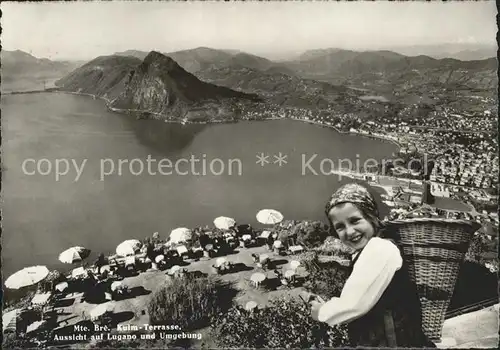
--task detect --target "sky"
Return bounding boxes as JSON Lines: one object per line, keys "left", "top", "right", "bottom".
{"left": 1, "top": 1, "right": 497, "bottom": 61}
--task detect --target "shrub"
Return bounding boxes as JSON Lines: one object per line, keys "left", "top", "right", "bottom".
{"left": 272, "top": 220, "right": 299, "bottom": 241}
{"left": 303, "top": 259, "right": 351, "bottom": 299}
{"left": 147, "top": 276, "right": 237, "bottom": 330}
{"left": 2, "top": 333, "right": 39, "bottom": 349}
{"left": 210, "top": 297, "right": 349, "bottom": 348}
{"left": 293, "top": 221, "right": 330, "bottom": 248}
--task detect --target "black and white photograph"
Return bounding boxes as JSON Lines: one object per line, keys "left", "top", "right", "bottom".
{"left": 1, "top": 1, "right": 498, "bottom": 348}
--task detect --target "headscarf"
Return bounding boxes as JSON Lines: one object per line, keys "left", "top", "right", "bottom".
{"left": 325, "top": 183, "right": 382, "bottom": 235}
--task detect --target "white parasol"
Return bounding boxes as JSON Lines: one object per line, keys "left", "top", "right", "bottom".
{"left": 245, "top": 300, "right": 258, "bottom": 311}
{"left": 26, "top": 320, "right": 45, "bottom": 334}
{"left": 5, "top": 266, "right": 50, "bottom": 289}
{"left": 58, "top": 246, "right": 91, "bottom": 264}
{"left": 3, "top": 309, "right": 20, "bottom": 332}
{"left": 155, "top": 255, "right": 165, "bottom": 263}
{"left": 284, "top": 270, "right": 295, "bottom": 278}
{"left": 256, "top": 209, "right": 284, "bottom": 224}
{"left": 214, "top": 216, "right": 236, "bottom": 230}
{"left": 250, "top": 272, "right": 267, "bottom": 283}
{"left": 90, "top": 302, "right": 114, "bottom": 320}
{"left": 290, "top": 260, "right": 300, "bottom": 270}
{"left": 169, "top": 228, "right": 192, "bottom": 244}
{"left": 116, "top": 239, "right": 141, "bottom": 256}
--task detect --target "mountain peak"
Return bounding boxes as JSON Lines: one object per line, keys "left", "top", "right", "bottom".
{"left": 142, "top": 51, "right": 180, "bottom": 70}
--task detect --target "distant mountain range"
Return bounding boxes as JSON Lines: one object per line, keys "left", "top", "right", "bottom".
{"left": 112, "top": 47, "right": 497, "bottom": 89}
{"left": 4, "top": 46, "right": 497, "bottom": 121}
{"left": 114, "top": 47, "right": 294, "bottom": 75}
{"left": 278, "top": 48, "right": 497, "bottom": 91}
{"left": 1, "top": 50, "right": 80, "bottom": 74}
{"left": 1, "top": 50, "right": 83, "bottom": 92}
{"left": 388, "top": 43, "right": 497, "bottom": 61}
{"left": 55, "top": 51, "right": 261, "bottom": 122}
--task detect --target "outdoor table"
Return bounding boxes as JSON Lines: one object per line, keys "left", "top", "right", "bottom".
{"left": 71, "top": 267, "right": 88, "bottom": 279}
{"left": 176, "top": 245, "right": 188, "bottom": 256}
{"left": 260, "top": 230, "right": 271, "bottom": 239}
{"left": 55, "top": 282, "right": 69, "bottom": 293}
{"left": 31, "top": 292, "right": 52, "bottom": 306}
{"left": 100, "top": 265, "right": 111, "bottom": 273}
{"left": 124, "top": 256, "right": 136, "bottom": 266}
{"left": 288, "top": 245, "right": 304, "bottom": 254}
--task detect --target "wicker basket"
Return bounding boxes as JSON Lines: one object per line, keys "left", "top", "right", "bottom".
{"left": 385, "top": 218, "right": 481, "bottom": 341}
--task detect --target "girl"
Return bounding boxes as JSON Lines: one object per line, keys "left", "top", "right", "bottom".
{"left": 310, "top": 183, "right": 435, "bottom": 348}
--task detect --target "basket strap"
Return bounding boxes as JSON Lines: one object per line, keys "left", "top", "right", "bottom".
{"left": 384, "top": 310, "right": 398, "bottom": 347}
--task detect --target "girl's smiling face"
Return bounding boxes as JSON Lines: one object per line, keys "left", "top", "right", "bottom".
{"left": 328, "top": 202, "right": 376, "bottom": 251}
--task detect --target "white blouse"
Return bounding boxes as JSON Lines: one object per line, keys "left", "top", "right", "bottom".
{"left": 317, "top": 237, "right": 403, "bottom": 326}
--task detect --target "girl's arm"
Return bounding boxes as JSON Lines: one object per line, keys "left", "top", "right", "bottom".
{"left": 317, "top": 237, "right": 402, "bottom": 326}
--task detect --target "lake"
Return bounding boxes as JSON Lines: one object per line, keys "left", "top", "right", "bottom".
{"left": 2, "top": 93, "right": 397, "bottom": 278}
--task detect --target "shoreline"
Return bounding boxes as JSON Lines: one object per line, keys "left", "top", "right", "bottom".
{"left": 5, "top": 88, "right": 402, "bottom": 149}
{"left": 55, "top": 89, "right": 404, "bottom": 149}
{"left": 288, "top": 117, "right": 402, "bottom": 149}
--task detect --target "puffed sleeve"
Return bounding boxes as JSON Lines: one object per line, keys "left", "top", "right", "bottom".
{"left": 317, "top": 237, "right": 402, "bottom": 326}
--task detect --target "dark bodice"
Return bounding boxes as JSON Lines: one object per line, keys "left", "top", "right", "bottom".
{"left": 347, "top": 239, "right": 436, "bottom": 348}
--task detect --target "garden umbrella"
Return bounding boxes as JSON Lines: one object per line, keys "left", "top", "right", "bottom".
{"left": 2, "top": 309, "right": 20, "bottom": 332}
{"left": 284, "top": 270, "right": 295, "bottom": 279}
{"left": 214, "top": 216, "right": 236, "bottom": 230}
{"left": 116, "top": 239, "right": 141, "bottom": 256}
{"left": 5, "top": 266, "right": 49, "bottom": 289}
{"left": 155, "top": 255, "right": 165, "bottom": 263}
{"left": 290, "top": 260, "right": 300, "bottom": 270}
{"left": 169, "top": 228, "right": 192, "bottom": 244}
{"left": 245, "top": 301, "right": 258, "bottom": 311}
{"left": 26, "top": 320, "right": 45, "bottom": 334}
{"left": 90, "top": 302, "right": 114, "bottom": 321}
{"left": 250, "top": 272, "right": 266, "bottom": 283}
{"left": 59, "top": 246, "right": 91, "bottom": 264}
{"left": 273, "top": 240, "right": 283, "bottom": 249}
{"left": 256, "top": 209, "right": 284, "bottom": 225}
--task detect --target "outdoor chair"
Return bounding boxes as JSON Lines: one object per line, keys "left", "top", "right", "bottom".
{"left": 256, "top": 254, "right": 271, "bottom": 270}
{"left": 124, "top": 256, "right": 137, "bottom": 273}
{"left": 287, "top": 245, "right": 305, "bottom": 255}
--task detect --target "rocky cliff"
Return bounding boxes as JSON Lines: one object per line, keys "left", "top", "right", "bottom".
{"left": 56, "top": 51, "right": 261, "bottom": 122}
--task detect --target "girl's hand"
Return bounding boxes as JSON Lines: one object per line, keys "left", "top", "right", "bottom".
{"left": 310, "top": 298, "right": 325, "bottom": 321}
